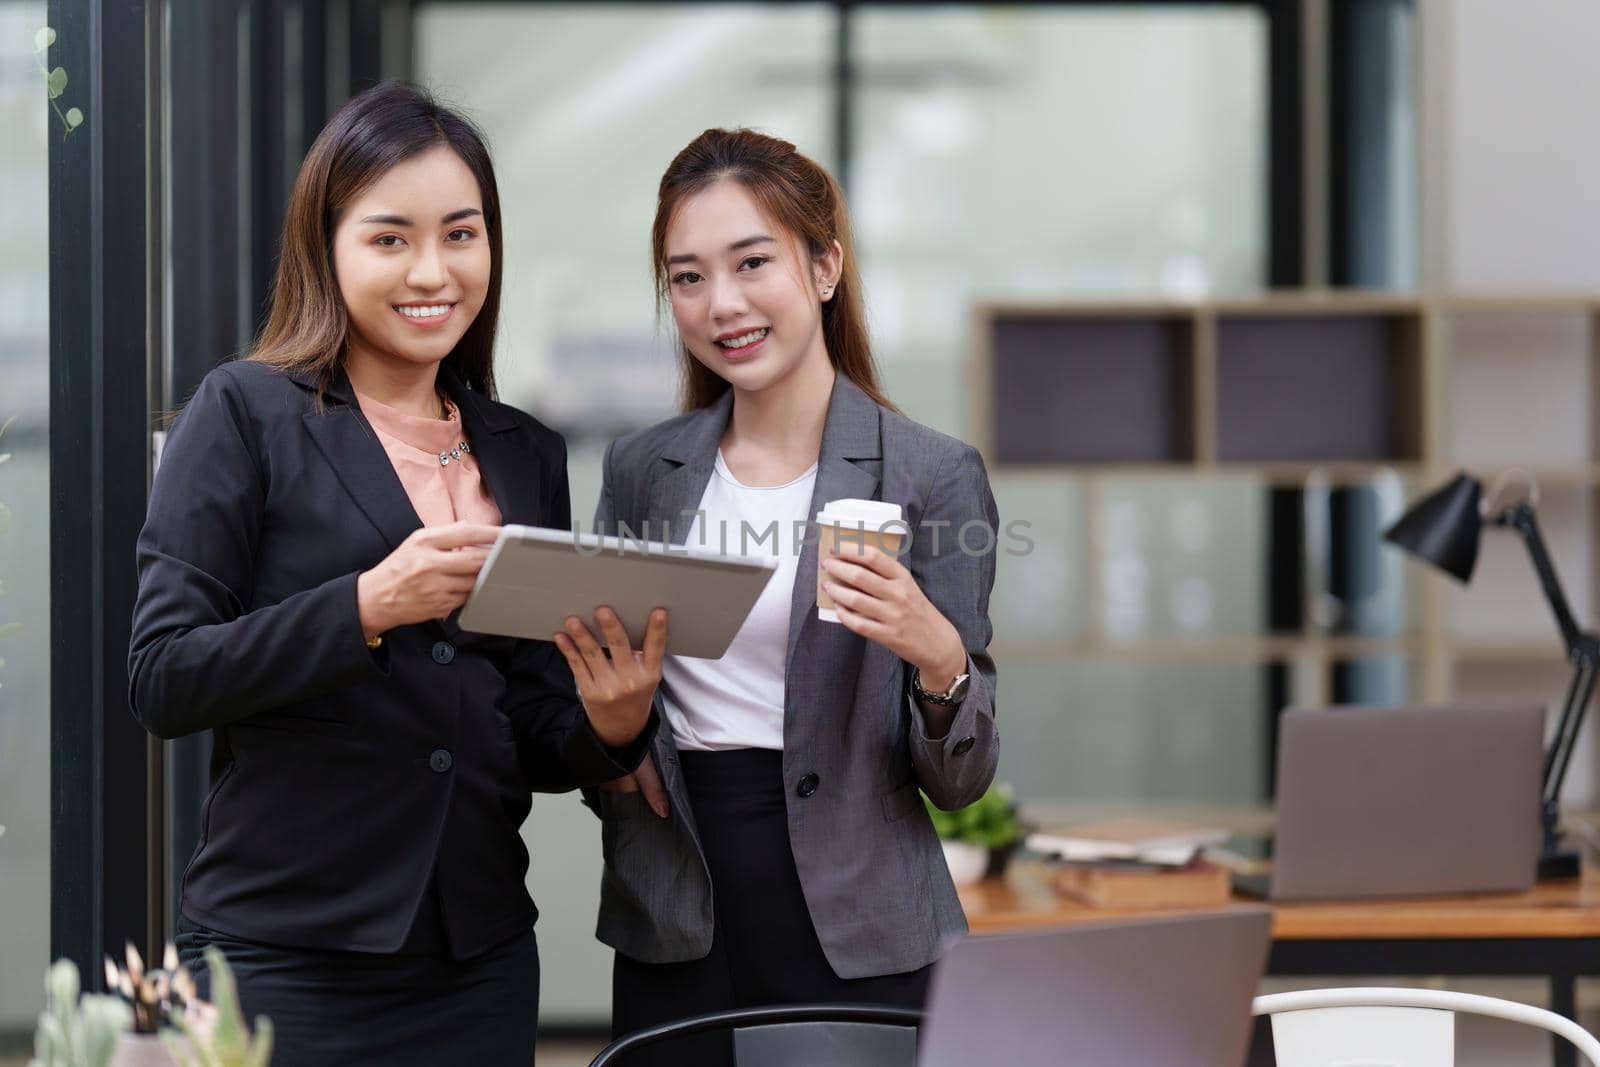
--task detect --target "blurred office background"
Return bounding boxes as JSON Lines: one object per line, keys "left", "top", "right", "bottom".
{"left": 4, "top": 0, "right": 1600, "bottom": 1059}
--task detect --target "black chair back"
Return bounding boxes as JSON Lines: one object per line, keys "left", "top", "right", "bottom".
{"left": 588, "top": 1004, "right": 923, "bottom": 1067}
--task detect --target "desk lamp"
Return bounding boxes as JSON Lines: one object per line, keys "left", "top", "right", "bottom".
{"left": 1384, "top": 471, "right": 1592, "bottom": 879}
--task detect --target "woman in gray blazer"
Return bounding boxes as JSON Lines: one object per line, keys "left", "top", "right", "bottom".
{"left": 556, "top": 127, "right": 999, "bottom": 1063}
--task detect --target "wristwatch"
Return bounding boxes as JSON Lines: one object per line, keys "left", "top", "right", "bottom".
{"left": 911, "top": 666, "right": 970, "bottom": 707}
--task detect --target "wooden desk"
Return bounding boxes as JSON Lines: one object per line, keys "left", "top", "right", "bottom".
{"left": 963, "top": 863, "right": 1600, "bottom": 1067}
{"left": 963, "top": 862, "right": 1600, "bottom": 939}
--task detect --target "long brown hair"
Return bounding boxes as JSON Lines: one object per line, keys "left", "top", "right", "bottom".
{"left": 249, "top": 81, "right": 502, "bottom": 398}
{"left": 652, "top": 128, "right": 897, "bottom": 414}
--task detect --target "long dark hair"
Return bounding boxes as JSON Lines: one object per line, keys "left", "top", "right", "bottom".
{"left": 652, "top": 128, "right": 897, "bottom": 414}
{"left": 249, "top": 81, "right": 502, "bottom": 398}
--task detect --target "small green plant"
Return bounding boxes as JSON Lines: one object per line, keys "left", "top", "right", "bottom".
{"left": 923, "top": 783, "right": 1023, "bottom": 849}
{"left": 33, "top": 28, "right": 85, "bottom": 139}
{"left": 99, "top": 942, "right": 273, "bottom": 1067}
{"left": 29, "top": 959, "right": 132, "bottom": 1067}
{"left": 165, "top": 947, "right": 274, "bottom": 1067}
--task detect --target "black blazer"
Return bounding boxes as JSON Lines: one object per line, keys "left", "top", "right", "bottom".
{"left": 129, "top": 359, "right": 649, "bottom": 957}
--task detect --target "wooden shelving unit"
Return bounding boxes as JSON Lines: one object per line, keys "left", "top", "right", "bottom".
{"left": 972, "top": 293, "right": 1600, "bottom": 802}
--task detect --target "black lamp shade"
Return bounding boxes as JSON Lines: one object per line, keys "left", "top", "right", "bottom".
{"left": 1383, "top": 473, "right": 1484, "bottom": 583}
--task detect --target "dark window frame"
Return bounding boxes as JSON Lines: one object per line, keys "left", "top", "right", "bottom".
{"left": 49, "top": 0, "right": 161, "bottom": 982}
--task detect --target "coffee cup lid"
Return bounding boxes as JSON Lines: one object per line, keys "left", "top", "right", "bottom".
{"left": 815, "top": 498, "right": 904, "bottom": 527}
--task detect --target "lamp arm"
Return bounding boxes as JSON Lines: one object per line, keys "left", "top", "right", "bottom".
{"left": 1503, "top": 503, "right": 1586, "bottom": 654}
{"left": 1504, "top": 502, "right": 1600, "bottom": 817}
{"left": 1547, "top": 654, "right": 1598, "bottom": 808}
{"left": 1544, "top": 653, "right": 1595, "bottom": 808}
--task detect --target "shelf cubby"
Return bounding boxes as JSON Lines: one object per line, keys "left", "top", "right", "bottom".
{"left": 974, "top": 293, "right": 1600, "bottom": 803}
{"left": 1213, "top": 308, "right": 1424, "bottom": 464}
{"left": 985, "top": 310, "right": 1198, "bottom": 464}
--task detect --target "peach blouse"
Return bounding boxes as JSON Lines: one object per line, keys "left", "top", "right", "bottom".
{"left": 354, "top": 389, "right": 502, "bottom": 528}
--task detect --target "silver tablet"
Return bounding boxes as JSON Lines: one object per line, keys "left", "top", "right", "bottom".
{"left": 458, "top": 525, "right": 779, "bottom": 660}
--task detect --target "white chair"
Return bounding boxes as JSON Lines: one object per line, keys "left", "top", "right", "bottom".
{"left": 1252, "top": 987, "right": 1600, "bottom": 1066}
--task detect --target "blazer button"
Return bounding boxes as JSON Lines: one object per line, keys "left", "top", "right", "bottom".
{"left": 796, "top": 773, "right": 820, "bottom": 798}
{"left": 429, "top": 749, "right": 453, "bottom": 773}
{"left": 952, "top": 736, "right": 976, "bottom": 757}
{"left": 431, "top": 641, "right": 456, "bottom": 665}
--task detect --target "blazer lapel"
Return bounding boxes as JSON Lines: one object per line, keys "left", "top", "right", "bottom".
{"left": 646, "top": 390, "right": 733, "bottom": 545}
{"left": 638, "top": 376, "right": 883, "bottom": 708}
{"left": 785, "top": 376, "right": 882, "bottom": 670}
{"left": 297, "top": 367, "right": 422, "bottom": 552}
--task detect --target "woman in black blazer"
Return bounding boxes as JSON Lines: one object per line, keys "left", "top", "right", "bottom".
{"left": 128, "top": 83, "right": 662, "bottom": 1065}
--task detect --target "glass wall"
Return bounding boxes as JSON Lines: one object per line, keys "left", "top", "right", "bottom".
{"left": 417, "top": 4, "right": 1276, "bottom": 1025}
{"left": 416, "top": 1, "right": 838, "bottom": 1023}
{"left": 418, "top": 2, "right": 836, "bottom": 507}
{"left": 0, "top": 0, "right": 52, "bottom": 1042}
{"left": 418, "top": 4, "right": 1275, "bottom": 820}
{"left": 856, "top": 5, "right": 1268, "bottom": 435}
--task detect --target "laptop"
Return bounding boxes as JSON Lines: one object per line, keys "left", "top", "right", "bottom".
{"left": 1235, "top": 702, "right": 1545, "bottom": 901}
{"left": 918, "top": 909, "right": 1272, "bottom": 1067}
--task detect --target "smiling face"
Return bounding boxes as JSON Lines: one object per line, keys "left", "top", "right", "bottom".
{"left": 331, "top": 144, "right": 491, "bottom": 376}
{"left": 664, "top": 178, "right": 841, "bottom": 396}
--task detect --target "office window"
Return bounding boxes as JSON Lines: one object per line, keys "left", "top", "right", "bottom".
{"left": 0, "top": 0, "right": 53, "bottom": 1034}
{"left": 416, "top": 3, "right": 835, "bottom": 512}
{"left": 855, "top": 5, "right": 1268, "bottom": 435}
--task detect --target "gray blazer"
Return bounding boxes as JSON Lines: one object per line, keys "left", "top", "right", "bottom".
{"left": 586, "top": 375, "right": 999, "bottom": 980}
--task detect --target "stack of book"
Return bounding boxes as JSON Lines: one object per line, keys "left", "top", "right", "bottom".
{"left": 1027, "top": 819, "right": 1234, "bottom": 909}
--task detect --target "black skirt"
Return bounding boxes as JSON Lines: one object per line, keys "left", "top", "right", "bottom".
{"left": 175, "top": 895, "right": 539, "bottom": 1067}
{"left": 612, "top": 748, "right": 930, "bottom": 1065}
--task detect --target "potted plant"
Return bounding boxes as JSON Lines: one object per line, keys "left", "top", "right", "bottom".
{"left": 923, "top": 783, "right": 1025, "bottom": 887}
{"left": 34, "top": 945, "right": 271, "bottom": 1067}
{"left": 163, "top": 947, "right": 274, "bottom": 1067}
{"left": 101, "top": 943, "right": 190, "bottom": 1066}
{"left": 29, "top": 958, "right": 131, "bottom": 1067}
{"left": 103, "top": 943, "right": 272, "bottom": 1067}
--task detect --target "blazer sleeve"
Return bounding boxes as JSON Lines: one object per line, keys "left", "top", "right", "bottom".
{"left": 507, "top": 434, "right": 655, "bottom": 792}
{"left": 907, "top": 441, "right": 1001, "bottom": 811}
{"left": 127, "top": 368, "right": 387, "bottom": 740}
{"left": 592, "top": 438, "right": 620, "bottom": 536}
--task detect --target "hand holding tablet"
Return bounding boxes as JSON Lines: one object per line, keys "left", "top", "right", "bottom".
{"left": 458, "top": 525, "right": 778, "bottom": 660}
{"left": 551, "top": 605, "right": 666, "bottom": 751}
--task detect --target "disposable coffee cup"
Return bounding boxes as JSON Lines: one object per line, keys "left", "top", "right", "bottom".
{"left": 815, "top": 498, "right": 906, "bottom": 623}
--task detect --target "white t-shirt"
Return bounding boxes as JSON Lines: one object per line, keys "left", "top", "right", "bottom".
{"left": 658, "top": 450, "right": 817, "bottom": 752}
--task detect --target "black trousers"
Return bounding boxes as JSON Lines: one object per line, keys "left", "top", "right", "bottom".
{"left": 612, "top": 749, "right": 930, "bottom": 1066}
{"left": 175, "top": 895, "right": 539, "bottom": 1067}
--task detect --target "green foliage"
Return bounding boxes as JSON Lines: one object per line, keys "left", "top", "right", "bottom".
{"left": 166, "top": 948, "right": 274, "bottom": 1067}
{"left": 32, "top": 27, "right": 85, "bottom": 139}
{"left": 29, "top": 959, "right": 133, "bottom": 1067}
{"left": 922, "top": 783, "right": 1022, "bottom": 848}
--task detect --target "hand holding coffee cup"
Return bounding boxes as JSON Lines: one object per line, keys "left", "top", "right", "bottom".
{"left": 816, "top": 499, "right": 907, "bottom": 622}
{"left": 816, "top": 498, "right": 967, "bottom": 691}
